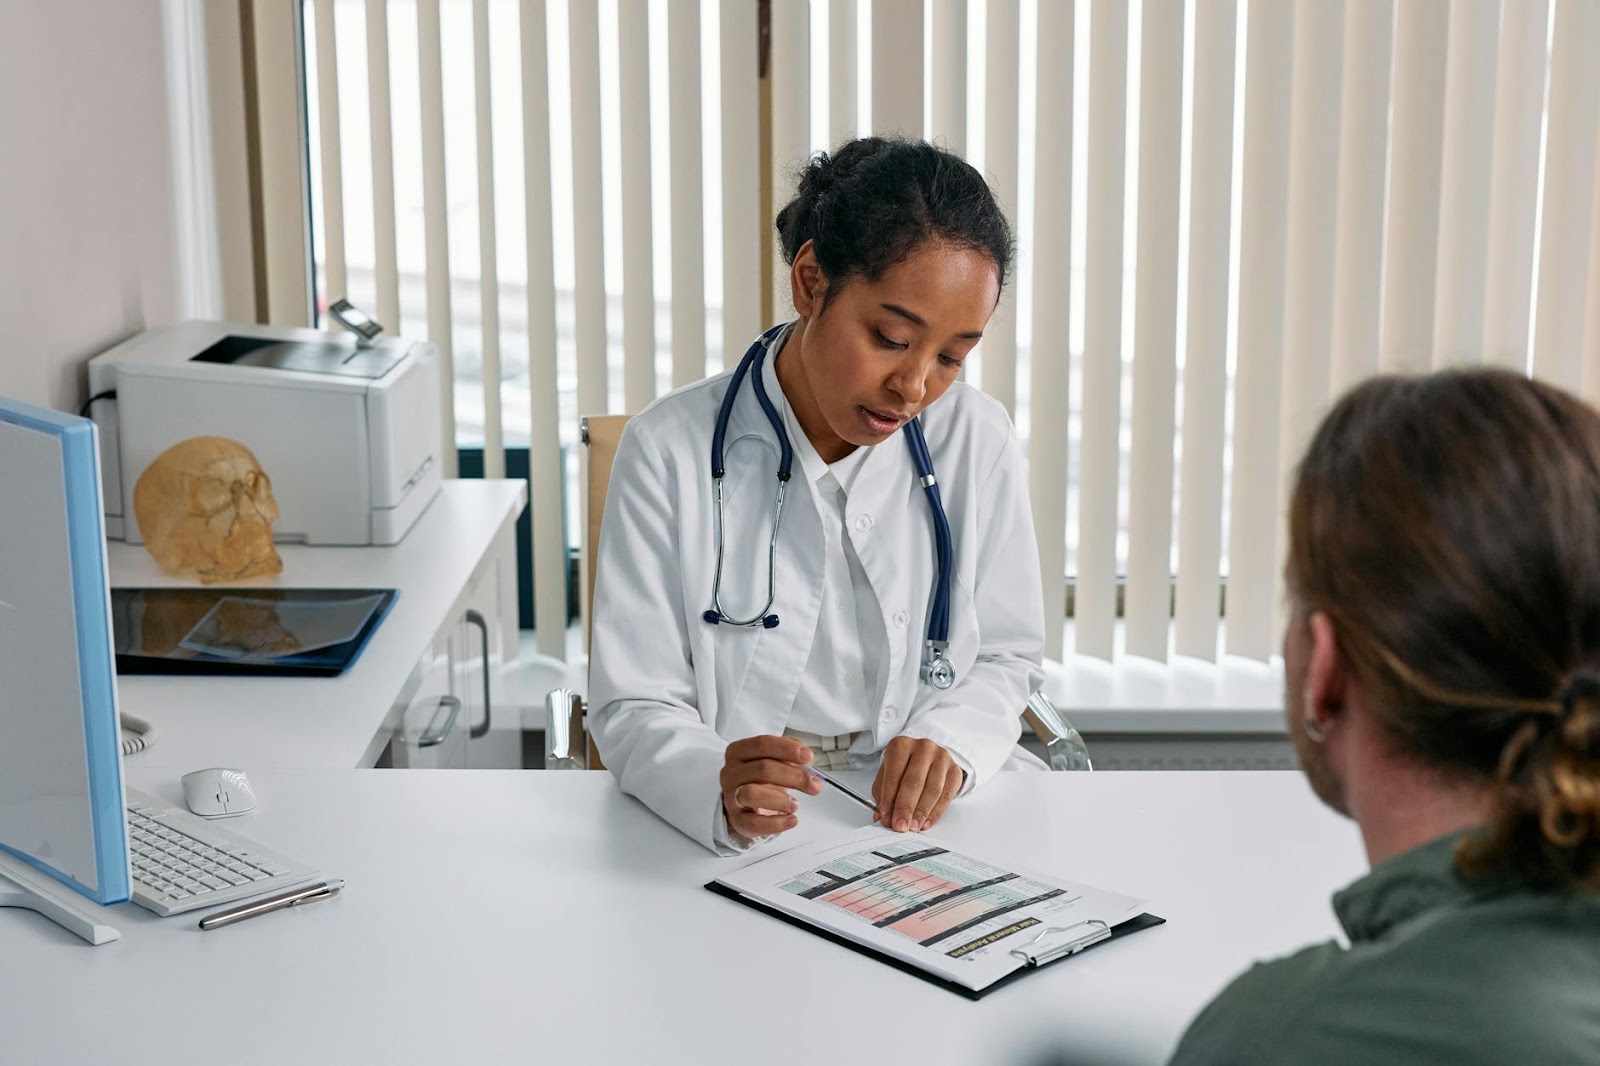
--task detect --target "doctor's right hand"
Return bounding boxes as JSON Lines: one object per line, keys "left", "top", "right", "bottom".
{"left": 720, "top": 735, "right": 823, "bottom": 839}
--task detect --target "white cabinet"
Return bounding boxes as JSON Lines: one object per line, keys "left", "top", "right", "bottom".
{"left": 386, "top": 488, "right": 523, "bottom": 769}
{"left": 109, "top": 480, "right": 529, "bottom": 773}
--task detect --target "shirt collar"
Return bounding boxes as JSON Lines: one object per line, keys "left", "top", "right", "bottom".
{"left": 1332, "top": 829, "right": 1518, "bottom": 942}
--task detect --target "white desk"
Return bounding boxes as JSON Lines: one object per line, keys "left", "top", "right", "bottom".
{"left": 107, "top": 479, "right": 526, "bottom": 771}
{"left": 2, "top": 770, "right": 1365, "bottom": 1065}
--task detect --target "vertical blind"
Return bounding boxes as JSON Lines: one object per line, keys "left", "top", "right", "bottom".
{"left": 298, "top": 0, "right": 1600, "bottom": 667}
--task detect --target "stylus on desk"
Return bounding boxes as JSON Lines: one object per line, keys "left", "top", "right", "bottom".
{"left": 804, "top": 765, "right": 878, "bottom": 814}
{"left": 198, "top": 878, "right": 345, "bottom": 930}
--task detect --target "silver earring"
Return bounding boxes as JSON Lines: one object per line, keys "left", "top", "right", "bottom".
{"left": 1303, "top": 708, "right": 1330, "bottom": 744}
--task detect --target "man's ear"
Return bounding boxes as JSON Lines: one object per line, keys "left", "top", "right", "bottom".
{"left": 789, "top": 240, "right": 829, "bottom": 317}
{"left": 1305, "top": 611, "right": 1349, "bottom": 729}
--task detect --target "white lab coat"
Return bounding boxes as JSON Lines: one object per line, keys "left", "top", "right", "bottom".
{"left": 588, "top": 334, "right": 1046, "bottom": 853}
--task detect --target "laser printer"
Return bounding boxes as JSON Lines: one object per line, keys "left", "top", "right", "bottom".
{"left": 87, "top": 319, "right": 442, "bottom": 546}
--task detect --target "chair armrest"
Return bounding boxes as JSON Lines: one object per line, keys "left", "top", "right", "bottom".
{"left": 544, "top": 688, "right": 587, "bottom": 770}
{"left": 1023, "top": 692, "right": 1094, "bottom": 772}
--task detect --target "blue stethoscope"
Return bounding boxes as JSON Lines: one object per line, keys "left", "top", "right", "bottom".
{"left": 702, "top": 323, "right": 957, "bottom": 691}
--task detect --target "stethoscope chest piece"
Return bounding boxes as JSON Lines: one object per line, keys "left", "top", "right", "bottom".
{"left": 923, "top": 643, "right": 956, "bottom": 690}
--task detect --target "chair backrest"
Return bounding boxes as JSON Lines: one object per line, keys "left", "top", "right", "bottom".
{"left": 578, "top": 414, "right": 631, "bottom": 770}
{"left": 581, "top": 414, "right": 631, "bottom": 653}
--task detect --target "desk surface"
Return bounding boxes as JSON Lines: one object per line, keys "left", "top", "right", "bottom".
{"left": 3, "top": 770, "right": 1365, "bottom": 1065}
{"left": 107, "top": 480, "right": 524, "bottom": 770}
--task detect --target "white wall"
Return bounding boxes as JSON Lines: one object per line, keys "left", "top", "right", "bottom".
{"left": 0, "top": 0, "right": 180, "bottom": 412}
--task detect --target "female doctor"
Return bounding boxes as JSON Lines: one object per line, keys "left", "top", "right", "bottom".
{"left": 588, "top": 137, "right": 1046, "bottom": 854}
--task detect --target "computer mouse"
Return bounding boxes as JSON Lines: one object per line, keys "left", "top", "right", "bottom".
{"left": 180, "top": 768, "right": 258, "bottom": 818}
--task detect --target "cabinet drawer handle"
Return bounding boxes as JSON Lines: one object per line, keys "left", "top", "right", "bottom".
{"left": 417, "top": 695, "right": 462, "bottom": 748}
{"left": 464, "top": 609, "right": 492, "bottom": 739}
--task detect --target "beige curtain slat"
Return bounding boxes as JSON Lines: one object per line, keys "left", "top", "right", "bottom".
{"left": 1222, "top": 0, "right": 1293, "bottom": 662}
{"left": 472, "top": 0, "right": 504, "bottom": 479}
{"left": 981, "top": 0, "right": 1020, "bottom": 416}
{"left": 1378, "top": 0, "right": 1449, "bottom": 373}
{"left": 312, "top": 0, "right": 346, "bottom": 313}
{"left": 1173, "top": 0, "right": 1238, "bottom": 662}
{"left": 620, "top": 0, "right": 657, "bottom": 411}
{"left": 1274, "top": 0, "right": 1347, "bottom": 646}
{"left": 872, "top": 0, "right": 923, "bottom": 138}
{"left": 722, "top": 0, "right": 762, "bottom": 365}
{"left": 1581, "top": 156, "right": 1600, "bottom": 403}
{"left": 417, "top": 0, "right": 457, "bottom": 476}
{"left": 1482, "top": 0, "right": 1550, "bottom": 371}
{"left": 1029, "top": 0, "right": 1074, "bottom": 663}
{"left": 770, "top": 0, "right": 810, "bottom": 323}
{"left": 251, "top": 0, "right": 311, "bottom": 325}
{"left": 929, "top": 0, "right": 967, "bottom": 154}
{"left": 1431, "top": 0, "right": 1499, "bottom": 366}
{"left": 364, "top": 0, "right": 400, "bottom": 331}
{"left": 670, "top": 0, "right": 707, "bottom": 387}
{"left": 1279, "top": 3, "right": 1347, "bottom": 461}
{"left": 570, "top": 0, "right": 604, "bottom": 648}
{"left": 1122, "top": 0, "right": 1185, "bottom": 661}
{"left": 1075, "top": 0, "right": 1129, "bottom": 661}
{"left": 570, "top": 0, "right": 608, "bottom": 418}
{"left": 830, "top": 0, "right": 858, "bottom": 144}
{"left": 1531, "top": 0, "right": 1600, "bottom": 391}
{"left": 521, "top": 0, "right": 567, "bottom": 660}
{"left": 1328, "top": 0, "right": 1394, "bottom": 396}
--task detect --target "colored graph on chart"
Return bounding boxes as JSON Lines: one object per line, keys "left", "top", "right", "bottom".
{"left": 783, "top": 843, "right": 1069, "bottom": 948}
{"left": 819, "top": 863, "right": 963, "bottom": 921}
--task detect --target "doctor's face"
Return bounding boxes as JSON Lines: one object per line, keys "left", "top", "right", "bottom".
{"left": 784, "top": 238, "right": 1000, "bottom": 462}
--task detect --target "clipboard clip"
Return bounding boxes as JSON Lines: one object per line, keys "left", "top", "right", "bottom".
{"left": 1009, "top": 919, "right": 1112, "bottom": 966}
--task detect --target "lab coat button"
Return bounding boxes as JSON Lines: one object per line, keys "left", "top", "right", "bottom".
{"left": 891, "top": 609, "right": 909, "bottom": 628}
{"left": 853, "top": 514, "right": 873, "bottom": 533}
{"left": 881, "top": 704, "right": 899, "bottom": 722}
{"left": 844, "top": 673, "right": 857, "bottom": 687}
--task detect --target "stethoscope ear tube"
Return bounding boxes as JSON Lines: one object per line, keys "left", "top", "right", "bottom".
{"left": 710, "top": 335, "right": 757, "bottom": 478}
{"left": 705, "top": 325, "right": 793, "bottom": 629}
{"left": 706, "top": 473, "right": 788, "bottom": 629}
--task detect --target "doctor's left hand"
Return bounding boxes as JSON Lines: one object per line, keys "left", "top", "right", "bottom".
{"left": 872, "top": 737, "right": 965, "bottom": 834}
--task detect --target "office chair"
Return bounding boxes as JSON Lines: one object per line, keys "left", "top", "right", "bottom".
{"left": 544, "top": 414, "right": 1092, "bottom": 773}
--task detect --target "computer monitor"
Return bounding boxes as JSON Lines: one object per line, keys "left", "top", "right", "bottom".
{"left": 0, "top": 396, "right": 131, "bottom": 944}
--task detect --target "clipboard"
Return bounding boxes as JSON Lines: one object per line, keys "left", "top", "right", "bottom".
{"left": 706, "top": 880, "right": 1166, "bottom": 1000}
{"left": 109, "top": 587, "right": 397, "bottom": 678}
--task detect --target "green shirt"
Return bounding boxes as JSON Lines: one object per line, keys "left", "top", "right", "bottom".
{"left": 1168, "top": 831, "right": 1600, "bottom": 1065}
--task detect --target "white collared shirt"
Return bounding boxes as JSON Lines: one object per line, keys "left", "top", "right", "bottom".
{"left": 774, "top": 361, "right": 884, "bottom": 738}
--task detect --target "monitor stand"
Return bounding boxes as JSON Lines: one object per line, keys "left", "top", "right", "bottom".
{"left": 0, "top": 849, "right": 121, "bottom": 945}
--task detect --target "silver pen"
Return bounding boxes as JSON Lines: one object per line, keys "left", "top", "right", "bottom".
{"left": 804, "top": 765, "right": 878, "bottom": 814}
{"left": 197, "top": 878, "right": 345, "bottom": 930}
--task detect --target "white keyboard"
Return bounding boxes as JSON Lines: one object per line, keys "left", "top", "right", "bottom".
{"left": 124, "top": 788, "right": 319, "bottom": 917}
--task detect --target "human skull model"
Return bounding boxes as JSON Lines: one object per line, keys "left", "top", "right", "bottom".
{"left": 133, "top": 437, "right": 283, "bottom": 583}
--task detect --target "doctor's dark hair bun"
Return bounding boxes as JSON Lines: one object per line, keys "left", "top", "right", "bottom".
{"left": 775, "top": 137, "right": 1014, "bottom": 306}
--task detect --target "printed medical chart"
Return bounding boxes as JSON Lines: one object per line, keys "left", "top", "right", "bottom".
{"left": 715, "top": 826, "right": 1146, "bottom": 992}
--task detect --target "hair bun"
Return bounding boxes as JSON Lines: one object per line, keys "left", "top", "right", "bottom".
{"left": 1556, "top": 670, "right": 1600, "bottom": 717}
{"left": 797, "top": 151, "right": 836, "bottom": 198}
